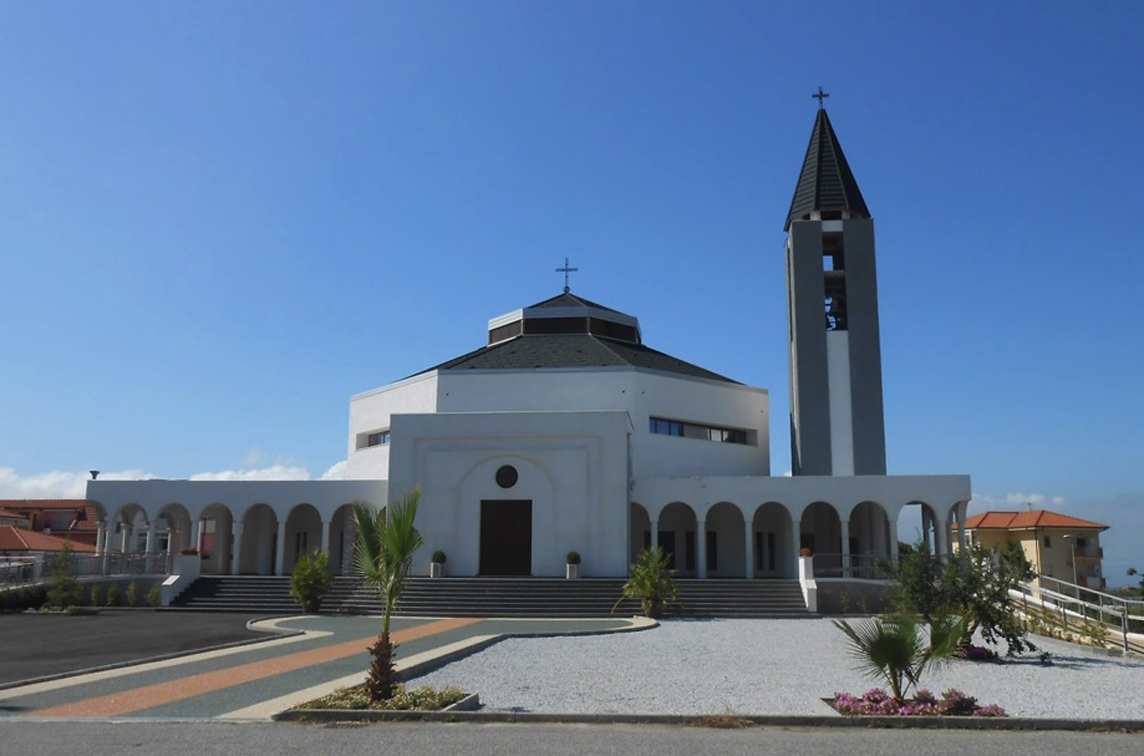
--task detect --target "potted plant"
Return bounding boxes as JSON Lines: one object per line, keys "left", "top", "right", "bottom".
{"left": 290, "top": 550, "right": 334, "bottom": 614}
{"left": 430, "top": 549, "right": 446, "bottom": 578}
{"left": 799, "top": 547, "right": 813, "bottom": 557}
{"left": 566, "top": 550, "right": 581, "bottom": 579}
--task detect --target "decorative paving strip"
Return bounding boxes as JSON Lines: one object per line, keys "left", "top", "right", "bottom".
{"left": 24, "top": 617, "right": 482, "bottom": 719}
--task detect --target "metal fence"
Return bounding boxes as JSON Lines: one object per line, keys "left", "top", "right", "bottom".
{"left": 810, "top": 553, "right": 897, "bottom": 580}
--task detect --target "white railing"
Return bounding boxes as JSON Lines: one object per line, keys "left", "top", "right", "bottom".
{"left": 0, "top": 557, "right": 37, "bottom": 584}
{"left": 1013, "top": 574, "right": 1144, "bottom": 655}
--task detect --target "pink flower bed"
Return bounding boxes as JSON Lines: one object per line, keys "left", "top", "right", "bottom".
{"left": 832, "top": 688, "right": 1007, "bottom": 717}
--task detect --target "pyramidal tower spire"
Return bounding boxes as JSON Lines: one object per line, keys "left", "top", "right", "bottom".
{"left": 785, "top": 96, "right": 886, "bottom": 476}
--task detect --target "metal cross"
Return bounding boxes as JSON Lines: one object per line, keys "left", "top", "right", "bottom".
{"left": 812, "top": 86, "right": 830, "bottom": 109}
{"left": 556, "top": 257, "right": 578, "bottom": 293}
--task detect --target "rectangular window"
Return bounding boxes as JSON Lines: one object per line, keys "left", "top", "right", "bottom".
{"left": 1042, "top": 535, "right": 1051, "bottom": 548}
{"left": 367, "top": 431, "right": 390, "bottom": 447}
{"left": 706, "top": 531, "right": 718, "bottom": 571}
{"left": 649, "top": 417, "right": 750, "bottom": 445}
{"left": 684, "top": 531, "right": 696, "bottom": 571}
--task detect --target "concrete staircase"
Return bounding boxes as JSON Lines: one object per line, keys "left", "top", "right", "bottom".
{"left": 168, "top": 575, "right": 809, "bottom": 618}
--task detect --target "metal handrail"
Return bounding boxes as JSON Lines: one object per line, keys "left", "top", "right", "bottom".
{"left": 1014, "top": 575, "right": 1144, "bottom": 654}
{"left": 810, "top": 553, "right": 897, "bottom": 580}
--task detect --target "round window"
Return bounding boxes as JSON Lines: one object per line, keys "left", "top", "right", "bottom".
{"left": 495, "top": 465, "right": 518, "bottom": 489}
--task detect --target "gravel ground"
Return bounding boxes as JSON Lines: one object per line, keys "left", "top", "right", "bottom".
{"left": 412, "top": 618, "right": 1144, "bottom": 719}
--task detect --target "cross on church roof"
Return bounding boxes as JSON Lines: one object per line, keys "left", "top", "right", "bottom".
{"left": 556, "top": 257, "right": 578, "bottom": 293}
{"left": 812, "top": 86, "right": 830, "bottom": 109}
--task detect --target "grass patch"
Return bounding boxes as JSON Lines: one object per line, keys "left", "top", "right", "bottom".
{"left": 298, "top": 684, "right": 467, "bottom": 711}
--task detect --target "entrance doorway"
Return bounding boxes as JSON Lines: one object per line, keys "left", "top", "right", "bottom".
{"left": 480, "top": 500, "right": 532, "bottom": 575}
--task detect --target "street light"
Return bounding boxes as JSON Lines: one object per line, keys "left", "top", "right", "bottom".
{"left": 1062, "top": 534, "right": 1079, "bottom": 598}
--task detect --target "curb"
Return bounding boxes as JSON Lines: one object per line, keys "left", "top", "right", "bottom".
{"left": 274, "top": 708, "right": 1144, "bottom": 731}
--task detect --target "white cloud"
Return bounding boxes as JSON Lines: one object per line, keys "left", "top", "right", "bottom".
{"left": 320, "top": 460, "right": 348, "bottom": 480}
{"left": 241, "top": 447, "right": 265, "bottom": 466}
{"left": 0, "top": 467, "right": 156, "bottom": 499}
{"left": 189, "top": 464, "right": 313, "bottom": 482}
{"left": 969, "top": 491, "right": 1068, "bottom": 512}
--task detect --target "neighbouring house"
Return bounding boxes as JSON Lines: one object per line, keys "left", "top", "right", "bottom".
{"left": 956, "top": 510, "right": 1110, "bottom": 590}
{"left": 0, "top": 500, "right": 101, "bottom": 549}
{"left": 0, "top": 525, "right": 97, "bottom": 556}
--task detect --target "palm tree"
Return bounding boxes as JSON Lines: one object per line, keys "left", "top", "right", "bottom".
{"left": 833, "top": 612, "right": 965, "bottom": 703}
{"left": 352, "top": 488, "right": 424, "bottom": 702}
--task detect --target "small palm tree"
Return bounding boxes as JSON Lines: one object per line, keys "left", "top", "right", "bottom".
{"left": 613, "top": 546, "right": 679, "bottom": 618}
{"left": 353, "top": 488, "right": 424, "bottom": 702}
{"left": 833, "top": 612, "right": 965, "bottom": 703}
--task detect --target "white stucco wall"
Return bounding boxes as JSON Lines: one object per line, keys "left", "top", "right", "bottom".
{"left": 387, "top": 410, "right": 632, "bottom": 577}
{"left": 347, "top": 372, "right": 439, "bottom": 479}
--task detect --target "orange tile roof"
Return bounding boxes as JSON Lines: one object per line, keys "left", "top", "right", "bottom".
{"left": 0, "top": 526, "right": 97, "bottom": 553}
{"left": 958, "top": 509, "right": 1108, "bottom": 531}
{"left": 0, "top": 499, "right": 92, "bottom": 510}
{"left": 0, "top": 507, "right": 24, "bottom": 520}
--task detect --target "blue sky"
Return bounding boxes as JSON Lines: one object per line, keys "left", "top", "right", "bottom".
{"left": 1, "top": 2, "right": 1141, "bottom": 583}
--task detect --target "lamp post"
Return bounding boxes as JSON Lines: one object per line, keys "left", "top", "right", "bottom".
{"left": 1062, "top": 534, "right": 1078, "bottom": 598}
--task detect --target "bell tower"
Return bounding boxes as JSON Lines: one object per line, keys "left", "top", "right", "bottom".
{"left": 786, "top": 98, "right": 886, "bottom": 476}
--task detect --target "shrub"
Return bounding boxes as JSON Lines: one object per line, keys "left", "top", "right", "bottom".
{"left": 430, "top": 550, "right": 446, "bottom": 564}
{"left": 833, "top": 612, "right": 964, "bottom": 702}
{"left": 45, "top": 544, "right": 82, "bottom": 609}
{"left": 614, "top": 546, "right": 678, "bottom": 618}
{"left": 301, "top": 684, "right": 466, "bottom": 711}
{"left": 125, "top": 581, "right": 139, "bottom": 607}
{"left": 89, "top": 585, "right": 103, "bottom": 608}
{"left": 106, "top": 585, "right": 122, "bottom": 607}
{"left": 290, "top": 550, "right": 334, "bottom": 614}
{"left": 146, "top": 583, "right": 162, "bottom": 607}
{"left": 566, "top": 551, "right": 581, "bottom": 565}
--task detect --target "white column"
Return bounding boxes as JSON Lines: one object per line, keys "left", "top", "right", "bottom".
{"left": 889, "top": 518, "right": 900, "bottom": 565}
{"left": 196, "top": 519, "right": 206, "bottom": 552}
{"left": 231, "top": 521, "right": 244, "bottom": 576}
{"left": 957, "top": 502, "right": 969, "bottom": 550}
{"left": 649, "top": 519, "right": 659, "bottom": 550}
{"left": 934, "top": 517, "right": 948, "bottom": 560}
{"left": 696, "top": 518, "right": 707, "bottom": 579}
{"left": 95, "top": 524, "right": 106, "bottom": 556}
{"left": 145, "top": 521, "right": 157, "bottom": 573}
{"left": 744, "top": 525, "right": 754, "bottom": 579}
{"left": 275, "top": 526, "right": 287, "bottom": 576}
{"left": 840, "top": 519, "right": 851, "bottom": 578}
{"left": 120, "top": 524, "right": 131, "bottom": 554}
{"left": 791, "top": 517, "right": 802, "bottom": 577}
{"left": 921, "top": 509, "right": 933, "bottom": 553}
{"left": 321, "top": 519, "right": 332, "bottom": 557}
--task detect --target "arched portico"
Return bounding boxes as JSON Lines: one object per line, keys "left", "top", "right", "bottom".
{"left": 751, "top": 502, "right": 794, "bottom": 578}
{"left": 284, "top": 503, "right": 322, "bottom": 574}
{"left": 704, "top": 502, "right": 745, "bottom": 578}
{"left": 238, "top": 503, "right": 278, "bottom": 575}
{"left": 328, "top": 502, "right": 356, "bottom": 575}
{"left": 847, "top": 500, "right": 890, "bottom": 577}
{"left": 655, "top": 502, "right": 698, "bottom": 576}
{"left": 197, "top": 503, "right": 234, "bottom": 575}
{"left": 155, "top": 503, "right": 193, "bottom": 572}
{"left": 800, "top": 501, "right": 842, "bottom": 576}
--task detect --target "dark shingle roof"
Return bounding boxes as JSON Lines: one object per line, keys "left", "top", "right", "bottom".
{"left": 785, "top": 109, "right": 870, "bottom": 230}
{"left": 414, "top": 334, "right": 740, "bottom": 384}
{"left": 526, "top": 291, "right": 621, "bottom": 313}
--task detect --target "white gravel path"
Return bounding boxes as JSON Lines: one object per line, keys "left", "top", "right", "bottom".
{"left": 412, "top": 618, "right": 1144, "bottom": 719}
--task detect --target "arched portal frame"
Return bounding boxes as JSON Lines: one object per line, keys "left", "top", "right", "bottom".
{"left": 701, "top": 502, "right": 746, "bottom": 578}
{"left": 798, "top": 501, "right": 843, "bottom": 577}
{"left": 328, "top": 502, "right": 357, "bottom": 575}
{"left": 750, "top": 502, "right": 795, "bottom": 578}
{"left": 197, "top": 503, "right": 235, "bottom": 575}
{"left": 844, "top": 500, "right": 891, "bottom": 578}
{"left": 652, "top": 501, "right": 699, "bottom": 577}
{"left": 283, "top": 503, "right": 323, "bottom": 575}
{"left": 154, "top": 503, "right": 193, "bottom": 572}
{"left": 237, "top": 503, "right": 279, "bottom": 576}
{"left": 107, "top": 503, "right": 150, "bottom": 554}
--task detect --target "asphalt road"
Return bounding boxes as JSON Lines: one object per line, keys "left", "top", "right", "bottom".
{"left": 0, "top": 722, "right": 1141, "bottom": 756}
{"left": 0, "top": 610, "right": 272, "bottom": 685}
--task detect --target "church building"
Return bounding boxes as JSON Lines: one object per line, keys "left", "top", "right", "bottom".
{"left": 85, "top": 104, "right": 972, "bottom": 586}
